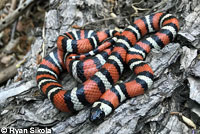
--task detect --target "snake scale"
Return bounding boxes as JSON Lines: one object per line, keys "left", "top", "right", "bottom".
{"left": 36, "top": 12, "right": 179, "bottom": 122}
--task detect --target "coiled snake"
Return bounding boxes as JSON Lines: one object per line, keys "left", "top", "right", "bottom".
{"left": 36, "top": 12, "right": 179, "bottom": 122}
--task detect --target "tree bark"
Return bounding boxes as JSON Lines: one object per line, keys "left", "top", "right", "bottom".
{"left": 1, "top": 0, "right": 200, "bottom": 134}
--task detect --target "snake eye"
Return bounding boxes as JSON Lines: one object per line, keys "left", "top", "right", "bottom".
{"left": 89, "top": 103, "right": 105, "bottom": 124}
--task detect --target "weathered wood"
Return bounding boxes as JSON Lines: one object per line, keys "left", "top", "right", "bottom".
{"left": 0, "top": 0, "right": 200, "bottom": 134}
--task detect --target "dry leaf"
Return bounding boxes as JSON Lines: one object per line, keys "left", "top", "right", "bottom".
{"left": 181, "top": 115, "right": 197, "bottom": 129}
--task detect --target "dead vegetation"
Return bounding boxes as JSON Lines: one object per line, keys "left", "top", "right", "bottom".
{"left": 0, "top": 0, "right": 200, "bottom": 134}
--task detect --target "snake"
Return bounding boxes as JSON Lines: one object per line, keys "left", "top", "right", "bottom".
{"left": 36, "top": 12, "right": 179, "bottom": 123}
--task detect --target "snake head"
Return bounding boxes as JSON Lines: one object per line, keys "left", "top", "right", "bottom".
{"left": 89, "top": 103, "right": 105, "bottom": 124}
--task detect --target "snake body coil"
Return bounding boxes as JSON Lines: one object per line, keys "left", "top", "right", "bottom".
{"left": 36, "top": 13, "right": 179, "bottom": 122}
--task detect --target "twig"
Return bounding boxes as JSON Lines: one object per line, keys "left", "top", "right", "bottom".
{"left": 16, "top": 57, "right": 27, "bottom": 68}
{"left": 0, "top": 0, "right": 36, "bottom": 31}
{"left": 42, "top": 18, "right": 46, "bottom": 59}
{"left": 0, "top": 0, "right": 7, "bottom": 10}
{"left": 10, "top": 0, "right": 17, "bottom": 12}
{"left": 81, "top": 16, "right": 129, "bottom": 29}
{"left": 10, "top": 21, "right": 18, "bottom": 40}
{"left": 145, "top": 0, "right": 168, "bottom": 14}
{"left": 4, "top": 37, "right": 21, "bottom": 53}
{"left": 170, "top": 112, "right": 197, "bottom": 129}
{"left": 10, "top": 0, "right": 26, "bottom": 40}
{"left": 131, "top": 1, "right": 149, "bottom": 16}
{"left": 0, "top": 61, "right": 18, "bottom": 84}
{"left": 10, "top": 0, "right": 18, "bottom": 40}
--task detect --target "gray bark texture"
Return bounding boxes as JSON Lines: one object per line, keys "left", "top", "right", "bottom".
{"left": 1, "top": 0, "right": 200, "bottom": 134}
